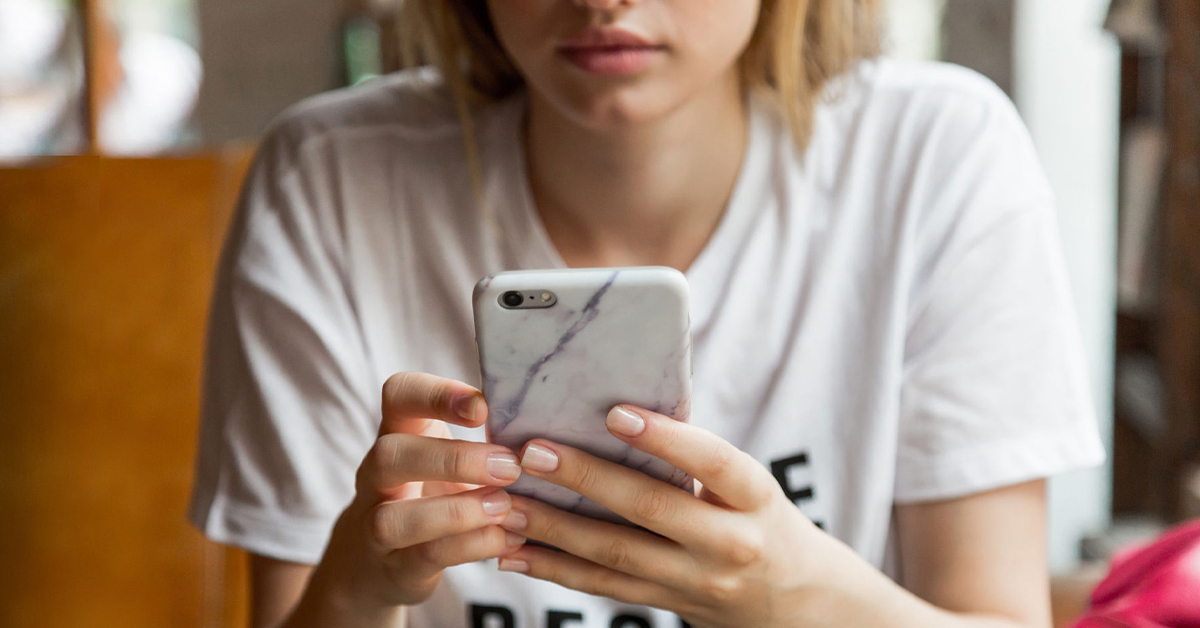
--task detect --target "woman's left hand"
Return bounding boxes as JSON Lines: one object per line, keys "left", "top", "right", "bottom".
{"left": 495, "top": 404, "right": 858, "bottom": 628}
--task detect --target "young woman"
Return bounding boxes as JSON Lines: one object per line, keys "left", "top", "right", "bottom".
{"left": 189, "top": 0, "right": 1105, "bottom": 627}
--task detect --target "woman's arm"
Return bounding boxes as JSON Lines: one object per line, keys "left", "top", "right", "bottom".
{"left": 248, "top": 485, "right": 1052, "bottom": 628}
{"left": 896, "top": 480, "right": 1051, "bottom": 627}
{"left": 499, "top": 405, "right": 1056, "bottom": 628}
{"left": 248, "top": 414, "right": 1053, "bottom": 628}
{"left": 782, "top": 481, "right": 1053, "bottom": 628}
{"left": 250, "top": 555, "right": 313, "bottom": 628}
{"left": 237, "top": 373, "right": 527, "bottom": 628}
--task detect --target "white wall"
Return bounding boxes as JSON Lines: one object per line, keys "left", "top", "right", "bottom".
{"left": 196, "top": 0, "right": 344, "bottom": 142}
{"left": 1013, "top": 0, "right": 1120, "bottom": 572}
{"left": 884, "top": 0, "right": 946, "bottom": 60}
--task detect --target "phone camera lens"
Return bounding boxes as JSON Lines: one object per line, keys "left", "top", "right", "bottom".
{"left": 502, "top": 291, "right": 524, "bottom": 308}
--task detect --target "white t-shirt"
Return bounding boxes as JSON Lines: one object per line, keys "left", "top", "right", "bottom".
{"left": 189, "top": 60, "right": 1105, "bottom": 628}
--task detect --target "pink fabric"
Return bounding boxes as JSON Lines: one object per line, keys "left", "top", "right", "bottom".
{"left": 1070, "top": 519, "right": 1200, "bottom": 628}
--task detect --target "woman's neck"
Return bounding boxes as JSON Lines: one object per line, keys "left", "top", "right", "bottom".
{"left": 524, "top": 70, "right": 748, "bottom": 272}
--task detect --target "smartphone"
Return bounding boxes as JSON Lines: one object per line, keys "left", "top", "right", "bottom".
{"left": 473, "top": 267, "right": 694, "bottom": 525}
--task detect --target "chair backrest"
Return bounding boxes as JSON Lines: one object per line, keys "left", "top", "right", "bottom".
{"left": 0, "top": 149, "right": 252, "bottom": 628}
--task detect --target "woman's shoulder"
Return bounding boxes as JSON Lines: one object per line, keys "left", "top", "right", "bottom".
{"left": 860, "top": 59, "right": 1010, "bottom": 100}
{"left": 827, "top": 58, "right": 1015, "bottom": 115}
{"left": 807, "top": 59, "right": 1033, "bottom": 183}
{"left": 257, "top": 67, "right": 470, "bottom": 163}
{"left": 800, "top": 58, "right": 1050, "bottom": 243}
{"left": 818, "top": 58, "right": 1023, "bottom": 140}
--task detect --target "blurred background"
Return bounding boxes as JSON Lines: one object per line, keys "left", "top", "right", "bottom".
{"left": 0, "top": 0, "right": 1196, "bottom": 626}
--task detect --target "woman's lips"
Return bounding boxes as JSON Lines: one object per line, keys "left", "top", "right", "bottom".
{"left": 557, "top": 28, "right": 665, "bottom": 77}
{"left": 558, "top": 46, "right": 665, "bottom": 76}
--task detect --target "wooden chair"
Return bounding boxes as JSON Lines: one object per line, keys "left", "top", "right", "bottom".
{"left": 0, "top": 1, "right": 253, "bottom": 625}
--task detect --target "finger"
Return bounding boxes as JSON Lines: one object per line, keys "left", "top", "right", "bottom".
{"left": 517, "top": 440, "right": 741, "bottom": 547}
{"left": 504, "top": 494, "right": 698, "bottom": 589}
{"left": 604, "top": 405, "right": 775, "bottom": 510}
{"left": 499, "top": 545, "right": 675, "bottom": 611}
{"left": 371, "top": 487, "right": 513, "bottom": 550}
{"left": 380, "top": 372, "right": 488, "bottom": 435}
{"left": 358, "top": 433, "right": 521, "bottom": 495}
{"left": 401, "top": 525, "right": 526, "bottom": 575}
{"left": 421, "top": 480, "right": 479, "bottom": 498}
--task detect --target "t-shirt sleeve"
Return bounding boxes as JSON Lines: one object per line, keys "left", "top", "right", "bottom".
{"left": 188, "top": 118, "right": 379, "bottom": 564}
{"left": 893, "top": 73, "right": 1106, "bottom": 504}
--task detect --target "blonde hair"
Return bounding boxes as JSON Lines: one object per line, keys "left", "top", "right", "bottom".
{"left": 398, "top": 0, "right": 880, "bottom": 178}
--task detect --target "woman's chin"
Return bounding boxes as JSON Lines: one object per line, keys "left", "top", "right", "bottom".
{"left": 543, "top": 84, "right": 685, "bottom": 134}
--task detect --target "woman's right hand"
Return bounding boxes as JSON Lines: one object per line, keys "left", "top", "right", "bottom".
{"left": 289, "top": 372, "right": 525, "bottom": 627}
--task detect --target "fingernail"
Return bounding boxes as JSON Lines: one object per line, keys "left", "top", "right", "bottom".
{"left": 606, "top": 406, "right": 645, "bottom": 437}
{"left": 481, "top": 489, "right": 510, "bottom": 516}
{"left": 502, "top": 509, "right": 527, "bottom": 532}
{"left": 487, "top": 452, "right": 522, "bottom": 482}
{"left": 506, "top": 532, "right": 527, "bottom": 547}
{"left": 452, "top": 394, "right": 480, "bottom": 421}
{"left": 498, "top": 558, "right": 529, "bottom": 573}
{"left": 521, "top": 443, "right": 559, "bottom": 473}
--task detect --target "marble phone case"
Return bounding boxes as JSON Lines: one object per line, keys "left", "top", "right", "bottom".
{"left": 473, "top": 267, "right": 694, "bottom": 524}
